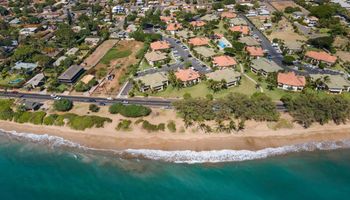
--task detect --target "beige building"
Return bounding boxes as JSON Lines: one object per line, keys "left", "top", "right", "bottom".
{"left": 144, "top": 51, "right": 168, "bottom": 66}
{"left": 135, "top": 72, "right": 169, "bottom": 92}
{"left": 206, "top": 68, "right": 241, "bottom": 87}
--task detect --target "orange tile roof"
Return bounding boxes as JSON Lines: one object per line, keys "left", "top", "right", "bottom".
{"left": 175, "top": 69, "right": 200, "bottom": 82}
{"left": 277, "top": 72, "right": 306, "bottom": 87}
{"left": 166, "top": 23, "right": 182, "bottom": 31}
{"left": 305, "top": 51, "right": 337, "bottom": 64}
{"left": 221, "top": 12, "right": 237, "bottom": 19}
{"left": 212, "top": 55, "right": 237, "bottom": 67}
{"left": 246, "top": 46, "right": 264, "bottom": 57}
{"left": 230, "top": 26, "right": 250, "bottom": 35}
{"left": 160, "top": 16, "right": 173, "bottom": 23}
{"left": 190, "top": 20, "right": 206, "bottom": 27}
{"left": 188, "top": 37, "right": 209, "bottom": 46}
{"left": 150, "top": 41, "right": 171, "bottom": 51}
{"left": 214, "top": 33, "right": 224, "bottom": 38}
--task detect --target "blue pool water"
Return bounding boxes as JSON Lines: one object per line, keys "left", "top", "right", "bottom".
{"left": 218, "top": 40, "right": 227, "bottom": 49}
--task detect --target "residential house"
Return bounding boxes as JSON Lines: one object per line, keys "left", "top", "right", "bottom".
{"left": 310, "top": 74, "right": 350, "bottom": 94}
{"left": 305, "top": 51, "right": 337, "bottom": 66}
{"left": 12, "top": 62, "right": 38, "bottom": 72}
{"left": 135, "top": 72, "right": 169, "bottom": 92}
{"left": 58, "top": 65, "right": 85, "bottom": 83}
{"left": 229, "top": 25, "right": 250, "bottom": 35}
{"left": 246, "top": 46, "right": 265, "bottom": 58}
{"left": 166, "top": 23, "right": 182, "bottom": 35}
{"left": 176, "top": 30, "right": 195, "bottom": 39}
{"left": 212, "top": 55, "right": 237, "bottom": 68}
{"left": 144, "top": 51, "right": 168, "bottom": 66}
{"left": 84, "top": 37, "right": 100, "bottom": 46}
{"left": 150, "top": 41, "right": 171, "bottom": 51}
{"left": 188, "top": 37, "right": 210, "bottom": 47}
{"left": 53, "top": 56, "right": 67, "bottom": 67}
{"left": 190, "top": 20, "right": 206, "bottom": 29}
{"left": 206, "top": 68, "right": 241, "bottom": 87}
{"left": 292, "top": 11, "right": 305, "bottom": 19}
{"left": 251, "top": 58, "right": 283, "bottom": 77}
{"left": 24, "top": 73, "right": 45, "bottom": 89}
{"left": 229, "top": 18, "right": 248, "bottom": 26}
{"left": 19, "top": 27, "right": 38, "bottom": 36}
{"left": 193, "top": 46, "right": 216, "bottom": 61}
{"left": 112, "top": 5, "right": 125, "bottom": 14}
{"left": 200, "top": 14, "right": 219, "bottom": 22}
{"left": 80, "top": 74, "right": 95, "bottom": 85}
{"left": 277, "top": 72, "right": 306, "bottom": 91}
{"left": 304, "top": 16, "right": 318, "bottom": 27}
{"left": 175, "top": 69, "right": 201, "bottom": 86}
{"left": 239, "top": 36, "right": 260, "bottom": 46}
{"left": 160, "top": 16, "right": 173, "bottom": 24}
{"left": 221, "top": 12, "right": 237, "bottom": 19}
{"left": 23, "top": 100, "right": 41, "bottom": 111}
{"left": 65, "top": 47, "right": 79, "bottom": 56}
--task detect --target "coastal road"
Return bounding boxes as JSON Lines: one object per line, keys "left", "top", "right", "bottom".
{"left": 0, "top": 91, "right": 287, "bottom": 111}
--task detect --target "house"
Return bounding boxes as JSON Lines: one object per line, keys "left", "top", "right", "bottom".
{"left": 304, "top": 16, "right": 318, "bottom": 27}
{"left": 190, "top": 20, "right": 206, "bottom": 28}
{"left": 112, "top": 5, "right": 125, "bottom": 14}
{"left": 25, "top": 73, "right": 45, "bottom": 89}
{"left": 176, "top": 30, "right": 195, "bottom": 39}
{"left": 292, "top": 11, "right": 305, "bottom": 19}
{"left": 212, "top": 55, "right": 237, "bottom": 68}
{"left": 65, "top": 47, "right": 79, "bottom": 56}
{"left": 251, "top": 58, "right": 283, "bottom": 77}
{"left": 12, "top": 62, "right": 38, "bottom": 71}
{"left": 135, "top": 72, "right": 169, "bottom": 92}
{"left": 80, "top": 74, "right": 95, "bottom": 85}
{"left": 229, "top": 18, "right": 248, "bottom": 26}
{"left": 193, "top": 46, "right": 216, "bottom": 60}
{"left": 206, "top": 68, "right": 241, "bottom": 87}
{"left": 166, "top": 23, "right": 182, "bottom": 34}
{"left": 310, "top": 74, "right": 350, "bottom": 94}
{"left": 150, "top": 41, "right": 171, "bottom": 51}
{"left": 144, "top": 51, "right": 168, "bottom": 66}
{"left": 58, "top": 65, "right": 85, "bottom": 83}
{"left": 23, "top": 100, "right": 41, "bottom": 111}
{"left": 160, "top": 16, "right": 173, "bottom": 24}
{"left": 305, "top": 51, "right": 337, "bottom": 66}
{"left": 84, "top": 37, "right": 100, "bottom": 46}
{"left": 277, "top": 72, "right": 306, "bottom": 91}
{"left": 53, "top": 56, "right": 67, "bottom": 67}
{"left": 19, "top": 27, "right": 38, "bottom": 36}
{"left": 221, "top": 12, "right": 237, "bottom": 19}
{"left": 188, "top": 37, "right": 209, "bottom": 47}
{"left": 239, "top": 36, "right": 260, "bottom": 46}
{"left": 175, "top": 69, "right": 201, "bottom": 86}
{"left": 229, "top": 25, "right": 250, "bottom": 35}
{"left": 246, "top": 46, "right": 265, "bottom": 58}
{"left": 200, "top": 14, "right": 219, "bottom": 22}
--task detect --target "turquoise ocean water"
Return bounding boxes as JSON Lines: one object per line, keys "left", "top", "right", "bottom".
{"left": 0, "top": 130, "right": 350, "bottom": 200}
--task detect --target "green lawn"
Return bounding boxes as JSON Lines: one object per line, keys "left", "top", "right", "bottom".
{"left": 154, "top": 76, "right": 258, "bottom": 99}
{"left": 213, "top": 20, "right": 227, "bottom": 34}
{"left": 100, "top": 47, "right": 132, "bottom": 65}
{"left": 139, "top": 59, "right": 153, "bottom": 71}
{"left": 0, "top": 74, "right": 25, "bottom": 87}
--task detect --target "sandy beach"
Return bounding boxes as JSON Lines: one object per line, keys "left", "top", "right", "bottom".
{"left": 1, "top": 117, "right": 350, "bottom": 151}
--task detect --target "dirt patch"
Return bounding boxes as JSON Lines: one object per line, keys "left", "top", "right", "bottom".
{"left": 267, "top": 18, "right": 307, "bottom": 43}
{"left": 270, "top": 1, "right": 309, "bottom": 14}
{"left": 81, "top": 40, "right": 119, "bottom": 70}
{"left": 92, "top": 40, "right": 143, "bottom": 97}
{"left": 336, "top": 51, "right": 350, "bottom": 63}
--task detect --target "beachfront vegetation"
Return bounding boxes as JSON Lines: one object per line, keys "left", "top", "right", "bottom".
{"left": 116, "top": 119, "right": 132, "bottom": 131}
{"left": 53, "top": 99, "right": 73, "bottom": 112}
{"left": 89, "top": 104, "right": 100, "bottom": 112}
{"left": 109, "top": 103, "right": 151, "bottom": 117}
{"left": 167, "top": 120, "right": 177, "bottom": 133}
{"left": 173, "top": 92, "right": 279, "bottom": 133}
{"left": 142, "top": 120, "right": 165, "bottom": 132}
{"left": 281, "top": 90, "right": 350, "bottom": 128}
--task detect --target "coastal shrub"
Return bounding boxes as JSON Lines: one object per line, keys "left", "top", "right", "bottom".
{"left": 43, "top": 114, "right": 59, "bottom": 126}
{"left": 134, "top": 119, "right": 144, "bottom": 125}
{"left": 167, "top": 120, "right": 176, "bottom": 132}
{"left": 14, "top": 111, "right": 32, "bottom": 124}
{"left": 54, "top": 99, "right": 73, "bottom": 112}
{"left": 89, "top": 104, "right": 100, "bottom": 112}
{"left": 109, "top": 103, "right": 151, "bottom": 117}
{"left": 116, "top": 119, "right": 132, "bottom": 131}
{"left": 0, "top": 107, "right": 14, "bottom": 121}
{"left": 67, "top": 115, "right": 112, "bottom": 130}
{"left": 29, "top": 111, "right": 47, "bottom": 125}
{"left": 54, "top": 115, "right": 65, "bottom": 126}
{"left": 141, "top": 120, "right": 165, "bottom": 132}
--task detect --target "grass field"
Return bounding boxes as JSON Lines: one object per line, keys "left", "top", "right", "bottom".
{"left": 154, "top": 76, "right": 258, "bottom": 99}
{"left": 0, "top": 74, "right": 25, "bottom": 87}
{"left": 100, "top": 48, "right": 132, "bottom": 65}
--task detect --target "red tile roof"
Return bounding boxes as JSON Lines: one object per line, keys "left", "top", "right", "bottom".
{"left": 190, "top": 20, "right": 206, "bottom": 27}
{"left": 277, "top": 72, "right": 306, "bottom": 87}
{"left": 150, "top": 41, "right": 171, "bottom": 51}
{"left": 188, "top": 37, "right": 209, "bottom": 46}
{"left": 229, "top": 25, "right": 250, "bottom": 35}
{"left": 305, "top": 51, "right": 337, "bottom": 64}
{"left": 175, "top": 69, "right": 200, "bottom": 82}
{"left": 160, "top": 16, "right": 173, "bottom": 23}
{"left": 212, "top": 55, "right": 237, "bottom": 67}
{"left": 166, "top": 23, "right": 182, "bottom": 31}
{"left": 221, "top": 12, "right": 237, "bottom": 19}
{"left": 246, "top": 46, "right": 264, "bottom": 57}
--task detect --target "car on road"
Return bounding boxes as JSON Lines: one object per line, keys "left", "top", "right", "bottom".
{"left": 54, "top": 96, "right": 61, "bottom": 100}
{"left": 99, "top": 102, "right": 106, "bottom": 106}
{"left": 182, "top": 46, "right": 188, "bottom": 49}
{"left": 88, "top": 99, "right": 96, "bottom": 102}
{"left": 122, "top": 100, "right": 129, "bottom": 104}
{"left": 50, "top": 94, "right": 57, "bottom": 98}
{"left": 107, "top": 97, "right": 113, "bottom": 100}
{"left": 176, "top": 40, "right": 181, "bottom": 44}
{"left": 187, "top": 54, "right": 192, "bottom": 57}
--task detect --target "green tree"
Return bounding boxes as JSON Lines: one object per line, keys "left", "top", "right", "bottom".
{"left": 54, "top": 99, "right": 73, "bottom": 112}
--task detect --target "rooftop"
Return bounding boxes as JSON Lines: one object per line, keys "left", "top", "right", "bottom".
{"left": 251, "top": 58, "right": 282, "bottom": 72}
{"left": 150, "top": 41, "right": 171, "bottom": 51}
{"left": 135, "top": 72, "right": 168, "bottom": 88}
{"left": 188, "top": 37, "right": 210, "bottom": 46}
{"left": 246, "top": 46, "right": 264, "bottom": 57}
{"left": 310, "top": 74, "right": 350, "bottom": 89}
{"left": 190, "top": 20, "right": 206, "bottom": 27}
{"left": 277, "top": 72, "right": 306, "bottom": 87}
{"left": 58, "top": 65, "right": 84, "bottom": 80}
{"left": 193, "top": 46, "right": 216, "bottom": 58}
{"left": 166, "top": 23, "right": 182, "bottom": 31}
{"left": 212, "top": 55, "right": 237, "bottom": 67}
{"left": 145, "top": 51, "right": 168, "bottom": 62}
{"left": 221, "top": 12, "right": 237, "bottom": 19}
{"left": 230, "top": 25, "right": 250, "bottom": 35}
{"left": 305, "top": 51, "right": 337, "bottom": 64}
{"left": 175, "top": 69, "right": 200, "bottom": 82}
{"left": 206, "top": 68, "right": 241, "bottom": 83}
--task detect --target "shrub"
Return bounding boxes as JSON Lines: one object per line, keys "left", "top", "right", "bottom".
{"left": 109, "top": 103, "right": 151, "bottom": 117}
{"left": 54, "top": 99, "right": 73, "bottom": 112}
{"left": 29, "top": 111, "right": 46, "bottom": 125}
{"left": 14, "top": 112, "right": 32, "bottom": 123}
{"left": 109, "top": 103, "right": 124, "bottom": 114}
{"left": 167, "top": 121, "right": 176, "bottom": 132}
{"left": 0, "top": 107, "right": 14, "bottom": 121}
{"left": 141, "top": 120, "right": 165, "bottom": 132}
{"left": 67, "top": 115, "right": 112, "bottom": 130}
{"left": 116, "top": 119, "right": 132, "bottom": 131}
{"left": 134, "top": 119, "right": 144, "bottom": 124}
{"left": 43, "top": 114, "right": 59, "bottom": 126}
{"left": 89, "top": 104, "right": 100, "bottom": 112}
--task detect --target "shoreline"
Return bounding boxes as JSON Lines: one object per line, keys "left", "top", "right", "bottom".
{"left": 1, "top": 120, "right": 350, "bottom": 152}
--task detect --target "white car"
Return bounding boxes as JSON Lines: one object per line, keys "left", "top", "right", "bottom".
{"left": 54, "top": 96, "right": 61, "bottom": 100}
{"left": 50, "top": 94, "right": 57, "bottom": 98}
{"left": 107, "top": 97, "right": 113, "bottom": 100}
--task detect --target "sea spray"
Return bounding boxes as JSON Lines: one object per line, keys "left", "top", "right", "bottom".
{"left": 1, "top": 129, "right": 350, "bottom": 164}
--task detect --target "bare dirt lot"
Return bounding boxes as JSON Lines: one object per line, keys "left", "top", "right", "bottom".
{"left": 336, "top": 51, "right": 350, "bottom": 63}
{"left": 92, "top": 40, "right": 143, "bottom": 97}
{"left": 267, "top": 18, "right": 307, "bottom": 43}
{"left": 81, "top": 39, "right": 119, "bottom": 70}
{"left": 270, "top": 1, "right": 309, "bottom": 14}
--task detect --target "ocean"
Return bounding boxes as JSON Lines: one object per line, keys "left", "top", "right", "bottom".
{"left": 0, "top": 130, "right": 350, "bottom": 200}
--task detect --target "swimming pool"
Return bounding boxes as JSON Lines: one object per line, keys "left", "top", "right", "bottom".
{"left": 218, "top": 40, "right": 227, "bottom": 49}
{"left": 9, "top": 78, "right": 24, "bottom": 85}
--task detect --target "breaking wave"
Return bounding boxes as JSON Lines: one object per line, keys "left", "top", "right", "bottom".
{"left": 1, "top": 129, "right": 350, "bottom": 164}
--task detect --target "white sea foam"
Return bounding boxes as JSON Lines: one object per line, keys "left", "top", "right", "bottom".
{"left": 1, "top": 129, "right": 350, "bottom": 164}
